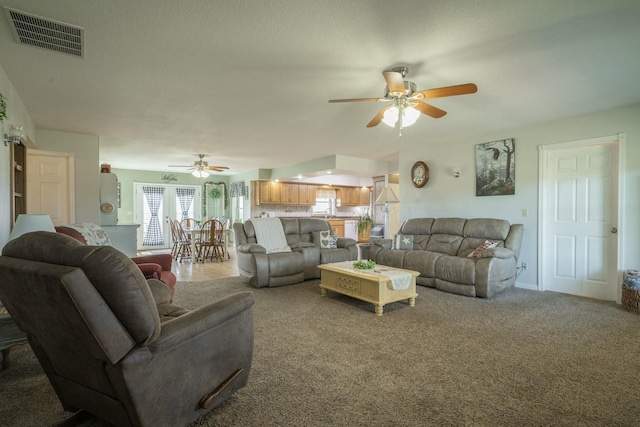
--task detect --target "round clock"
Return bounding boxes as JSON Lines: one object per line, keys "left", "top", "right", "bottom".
{"left": 100, "top": 202, "right": 115, "bottom": 213}
{"left": 411, "top": 161, "right": 429, "bottom": 188}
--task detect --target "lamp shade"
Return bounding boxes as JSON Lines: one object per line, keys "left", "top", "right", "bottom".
{"left": 9, "top": 214, "right": 56, "bottom": 241}
{"left": 192, "top": 169, "right": 210, "bottom": 178}
{"left": 375, "top": 187, "right": 399, "bottom": 205}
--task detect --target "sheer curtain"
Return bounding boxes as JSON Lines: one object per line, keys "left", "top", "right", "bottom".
{"left": 142, "top": 186, "right": 165, "bottom": 246}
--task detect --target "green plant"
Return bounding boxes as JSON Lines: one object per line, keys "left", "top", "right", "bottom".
{"left": 0, "top": 93, "right": 7, "bottom": 123}
{"left": 353, "top": 260, "right": 375, "bottom": 270}
{"left": 209, "top": 187, "right": 221, "bottom": 199}
{"left": 357, "top": 209, "right": 375, "bottom": 236}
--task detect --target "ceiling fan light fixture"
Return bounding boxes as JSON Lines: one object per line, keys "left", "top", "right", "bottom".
{"left": 192, "top": 169, "right": 210, "bottom": 178}
{"left": 402, "top": 106, "right": 420, "bottom": 127}
{"left": 382, "top": 106, "right": 399, "bottom": 127}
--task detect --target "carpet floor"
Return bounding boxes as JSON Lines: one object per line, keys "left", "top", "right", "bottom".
{"left": 1, "top": 277, "right": 639, "bottom": 426}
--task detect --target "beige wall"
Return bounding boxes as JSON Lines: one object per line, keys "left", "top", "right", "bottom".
{"left": 34, "top": 129, "right": 100, "bottom": 224}
{"left": 0, "top": 63, "right": 35, "bottom": 246}
{"left": 398, "top": 103, "right": 640, "bottom": 290}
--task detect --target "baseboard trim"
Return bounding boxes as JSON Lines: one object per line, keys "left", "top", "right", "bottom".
{"left": 516, "top": 282, "right": 538, "bottom": 291}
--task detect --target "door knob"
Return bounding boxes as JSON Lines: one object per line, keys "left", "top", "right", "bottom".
{"left": 611, "top": 227, "right": 617, "bottom": 234}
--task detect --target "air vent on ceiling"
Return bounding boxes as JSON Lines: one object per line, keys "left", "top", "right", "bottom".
{"left": 3, "top": 7, "right": 84, "bottom": 58}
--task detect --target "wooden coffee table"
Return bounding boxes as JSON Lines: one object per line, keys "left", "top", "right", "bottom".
{"left": 318, "top": 262, "right": 419, "bottom": 315}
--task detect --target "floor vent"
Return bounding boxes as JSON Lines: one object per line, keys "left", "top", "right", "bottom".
{"left": 3, "top": 7, "right": 84, "bottom": 58}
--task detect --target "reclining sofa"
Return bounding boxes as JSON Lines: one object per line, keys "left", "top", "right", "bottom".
{"left": 233, "top": 218, "right": 358, "bottom": 287}
{"left": 0, "top": 231, "right": 254, "bottom": 427}
{"left": 369, "top": 218, "right": 523, "bottom": 298}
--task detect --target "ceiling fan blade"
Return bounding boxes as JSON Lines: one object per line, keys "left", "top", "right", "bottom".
{"left": 207, "top": 166, "right": 229, "bottom": 171}
{"left": 366, "top": 105, "right": 393, "bottom": 128}
{"left": 413, "top": 101, "right": 447, "bottom": 118}
{"left": 416, "top": 83, "right": 478, "bottom": 100}
{"left": 329, "top": 98, "right": 386, "bottom": 103}
{"left": 382, "top": 70, "right": 406, "bottom": 95}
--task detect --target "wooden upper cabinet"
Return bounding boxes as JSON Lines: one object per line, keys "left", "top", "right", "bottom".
{"left": 359, "top": 187, "right": 371, "bottom": 206}
{"left": 339, "top": 187, "right": 370, "bottom": 206}
{"left": 298, "top": 184, "right": 318, "bottom": 205}
{"left": 280, "top": 183, "right": 299, "bottom": 205}
{"left": 256, "top": 181, "right": 281, "bottom": 205}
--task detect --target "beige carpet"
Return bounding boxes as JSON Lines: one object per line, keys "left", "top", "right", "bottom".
{"left": 1, "top": 277, "right": 639, "bottom": 426}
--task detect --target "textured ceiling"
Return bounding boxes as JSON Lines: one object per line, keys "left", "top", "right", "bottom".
{"left": 1, "top": 0, "right": 639, "bottom": 178}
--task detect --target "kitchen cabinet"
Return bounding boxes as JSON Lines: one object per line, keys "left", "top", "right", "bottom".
{"left": 280, "top": 183, "right": 299, "bottom": 204}
{"left": 328, "top": 220, "right": 345, "bottom": 237}
{"left": 338, "top": 187, "right": 359, "bottom": 206}
{"left": 338, "top": 186, "right": 371, "bottom": 206}
{"left": 255, "top": 181, "right": 281, "bottom": 205}
{"left": 359, "top": 188, "right": 371, "bottom": 206}
{"left": 298, "top": 184, "right": 317, "bottom": 205}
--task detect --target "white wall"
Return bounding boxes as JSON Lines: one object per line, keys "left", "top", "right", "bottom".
{"left": 399, "top": 103, "right": 640, "bottom": 290}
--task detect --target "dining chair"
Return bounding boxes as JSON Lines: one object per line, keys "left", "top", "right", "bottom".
{"left": 197, "top": 219, "right": 225, "bottom": 262}
{"left": 175, "top": 221, "right": 193, "bottom": 262}
{"left": 168, "top": 219, "right": 180, "bottom": 259}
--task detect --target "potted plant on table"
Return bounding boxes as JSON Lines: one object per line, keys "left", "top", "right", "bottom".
{"left": 357, "top": 209, "right": 375, "bottom": 242}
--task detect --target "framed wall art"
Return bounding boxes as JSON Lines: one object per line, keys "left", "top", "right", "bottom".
{"left": 475, "top": 138, "right": 515, "bottom": 196}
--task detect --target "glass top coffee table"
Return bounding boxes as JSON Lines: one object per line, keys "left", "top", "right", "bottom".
{"left": 318, "top": 261, "right": 419, "bottom": 316}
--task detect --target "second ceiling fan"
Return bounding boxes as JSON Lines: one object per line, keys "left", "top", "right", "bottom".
{"left": 329, "top": 66, "right": 477, "bottom": 136}
{"left": 168, "top": 154, "right": 229, "bottom": 178}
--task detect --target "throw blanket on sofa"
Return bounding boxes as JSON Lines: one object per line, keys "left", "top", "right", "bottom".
{"left": 65, "top": 223, "right": 112, "bottom": 246}
{"left": 251, "top": 218, "right": 292, "bottom": 254}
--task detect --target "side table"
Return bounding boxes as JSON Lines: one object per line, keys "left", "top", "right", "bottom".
{"left": 356, "top": 243, "right": 371, "bottom": 261}
{"left": 0, "top": 305, "right": 28, "bottom": 369}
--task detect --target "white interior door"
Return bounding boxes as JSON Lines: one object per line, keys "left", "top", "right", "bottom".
{"left": 26, "top": 149, "right": 75, "bottom": 225}
{"left": 540, "top": 137, "right": 619, "bottom": 300}
{"left": 134, "top": 183, "right": 201, "bottom": 250}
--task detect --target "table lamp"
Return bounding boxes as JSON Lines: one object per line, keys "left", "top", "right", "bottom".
{"left": 9, "top": 214, "right": 56, "bottom": 241}
{"left": 374, "top": 187, "right": 399, "bottom": 239}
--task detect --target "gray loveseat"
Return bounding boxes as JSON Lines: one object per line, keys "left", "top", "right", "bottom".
{"left": 369, "top": 218, "right": 524, "bottom": 298}
{"left": 234, "top": 218, "right": 358, "bottom": 288}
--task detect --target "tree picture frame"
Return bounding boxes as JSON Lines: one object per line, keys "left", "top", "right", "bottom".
{"left": 475, "top": 138, "right": 516, "bottom": 196}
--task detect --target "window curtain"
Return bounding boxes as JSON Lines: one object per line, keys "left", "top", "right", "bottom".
{"left": 229, "top": 181, "right": 246, "bottom": 198}
{"left": 176, "top": 187, "right": 196, "bottom": 220}
{"left": 316, "top": 188, "right": 336, "bottom": 199}
{"left": 142, "top": 186, "right": 165, "bottom": 246}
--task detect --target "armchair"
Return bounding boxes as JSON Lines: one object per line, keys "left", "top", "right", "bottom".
{"left": 55, "top": 224, "right": 177, "bottom": 297}
{"left": 0, "top": 231, "right": 255, "bottom": 427}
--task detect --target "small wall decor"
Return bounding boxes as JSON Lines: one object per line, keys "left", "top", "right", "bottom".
{"left": 161, "top": 173, "right": 178, "bottom": 183}
{"left": 100, "top": 163, "right": 111, "bottom": 173}
{"left": 475, "top": 138, "right": 515, "bottom": 196}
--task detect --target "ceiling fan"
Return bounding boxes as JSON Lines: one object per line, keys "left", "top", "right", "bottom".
{"left": 168, "top": 154, "right": 229, "bottom": 178}
{"left": 329, "top": 66, "right": 477, "bottom": 136}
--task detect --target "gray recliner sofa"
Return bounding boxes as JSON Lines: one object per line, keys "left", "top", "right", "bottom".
{"left": 0, "top": 231, "right": 255, "bottom": 427}
{"left": 369, "top": 218, "right": 524, "bottom": 298}
{"left": 234, "top": 218, "right": 358, "bottom": 288}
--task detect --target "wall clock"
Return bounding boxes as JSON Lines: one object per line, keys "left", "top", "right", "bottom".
{"left": 411, "top": 161, "right": 429, "bottom": 188}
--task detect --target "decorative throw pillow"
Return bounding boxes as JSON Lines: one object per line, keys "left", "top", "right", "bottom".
{"left": 318, "top": 230, "right": 333, "bottom": 249}
{"left": 467, "top": 240, "right": 498, "bottom": 258}
{"left": 329, "top": 234, "right": 338, "bottom": 249}
{"left": 394, "top": 234, "right": 414, "bottom": 250}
